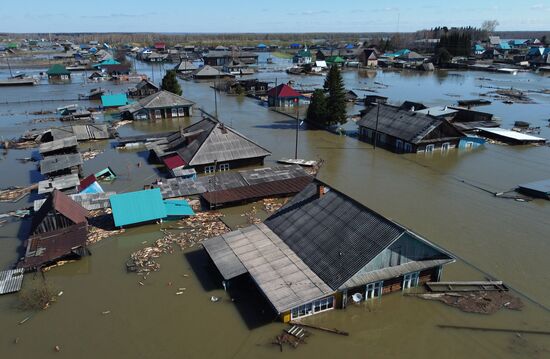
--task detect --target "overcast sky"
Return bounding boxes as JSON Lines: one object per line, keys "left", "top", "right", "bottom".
{"left": 2, "top": 0, "right": 549, "bottom": 33}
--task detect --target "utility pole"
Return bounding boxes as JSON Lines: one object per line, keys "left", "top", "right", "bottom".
{"left": 294, "top": 98, "right": 299, "bottom": 159}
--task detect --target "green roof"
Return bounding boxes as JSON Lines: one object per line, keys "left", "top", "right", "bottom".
{"left": 297, "top": 49, "right": 312, "bottom": 57}
{"left": 110, "top": 188, "right": 167, "bottom": 227}
{"left": 47, "top": 64, "right": 70, "bottom": 75}
{"left": 326, "top": 56, "right": 345, "bottom": 63}
{"left": 93, "top": 58, "right": 120, "bottom": 68}
{"left": 101, "top": 93, "right": 129, "bottom": 108}
{"left": 7, "top": 43, "right": 18, "bottom": 49}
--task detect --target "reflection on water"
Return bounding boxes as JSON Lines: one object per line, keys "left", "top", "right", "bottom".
{"left": 0, "top": 57, "right": 549, "bottom": 358}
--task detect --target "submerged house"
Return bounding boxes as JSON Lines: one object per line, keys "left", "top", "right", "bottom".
{"left": 30, "top": 190, "right": 89, "bottom": 235}
{"left": 203, "top": 181, "right": 455, "bottom": 322}
{"left": 192, "top": 65, "right": 233, "bottom": 80}
{"left": 47, "top": 64, "right": 71, "bottom": 80}
{"left": 127, "top": 79, "right": 159, "bottom": 98}
{"left": 101, "top": 93, "right": 130, "bottom": 109}
{"left": 147, "top": 117, "right": 271, "bottom": 173}
{"left": 359, "top": 49, "right": 378, "bottom": 67}
{"left": 120, "top": 90, "right": 194, "bottom": 120}
{"left": 293, "top": 48, "right": 312, "bottom": 64}
{"left": 110, "top": 188, "right": 167, "bottom": 227}
{"left": 267, "top": 84, "right": 302, "bottom": 107}
{"left": 357, "top": 104, "right": 465, "bottom": 153}
{"left": 40, "top": 153, "right": 83, "bottom": 178}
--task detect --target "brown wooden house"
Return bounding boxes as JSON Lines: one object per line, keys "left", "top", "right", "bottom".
{"left": 120, "top": 90, "right": 195, "bottom": 120}
{"left": 357, "top": 104, "right": 465, "bottom": 153}
{"left": 31, "top": 190, "right": 89, "bottom": 235}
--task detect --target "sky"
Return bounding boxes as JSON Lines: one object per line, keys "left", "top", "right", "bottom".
{"left": 1, "top": 0, "right": 549, "bottom": 33}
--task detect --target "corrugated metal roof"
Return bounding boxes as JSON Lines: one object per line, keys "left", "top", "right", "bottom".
{"left": 19, "top": 223, "right": 88, "bottom": 270}
{"left": 164, "top": 199, "right": 195, "bottom": 216}
{"left": 121, "top": 90, "right": 194, "bottom": 114}
{"left": 110, "top": 188, "right": 167, "bottom": 227}
{"left": 518, "top": 179, "right": 550, "bottom": 195}
{"left": 476, "top": 127, "right": 546, "bottom": 142}
{"left": 34, "top": 192, "right": 115, "bottom": 211}
{"left": 264, "top": 182, "right": 406, "bottom": 290}
{"left": 101, "top": 93, "right": 129, "bottom": 107}
{"left": 0, "top": 269, "right": 24, "bottom": 295}
{"left": 202, "top": 176, "right": 313, "bottom": 206}
{"left": 155, "top": 177, "right": 207, "bottom": 199}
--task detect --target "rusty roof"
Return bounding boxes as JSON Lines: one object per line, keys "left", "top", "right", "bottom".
{"left": 31, "top": 190, "right": 89, "bottom": 233}
{"left": 201, "top": 176, "right": 313, "bottom": 206}
{"left": 19, "top": 222, "right": 88, "bottom": 270}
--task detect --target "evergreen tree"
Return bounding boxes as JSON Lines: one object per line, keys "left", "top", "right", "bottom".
{"left": 323, "top": 65, "right": 347, "bottom": 125}
{"left": 306, "top": 89, "right": 328, "bottom": 125}
{"left": 161, "top": 70, "right": 182, "bottom": 96}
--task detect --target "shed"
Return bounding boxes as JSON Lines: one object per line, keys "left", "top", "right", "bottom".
{"left": 517, "top": 179, "right": 550, "bottom": 199}
{"left": 0, "top": 269, "right": 25, "bottom": 295}
{"left": 475, "top": 127, "right": 546, "bottom": 145}
{"left": 31, "top": 190, "right": 89, "bottom": 234}
{"left": 110, "top": 188, "right": 167, "bottom": 227}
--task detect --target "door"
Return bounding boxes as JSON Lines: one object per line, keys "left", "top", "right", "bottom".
{"left": 403, "top": 272, "right": 420, "bottom": 290}
{"left": 366, "top": 281, "right": 383, "bottom": 300}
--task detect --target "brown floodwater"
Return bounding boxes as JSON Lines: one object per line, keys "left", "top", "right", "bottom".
{"left": 0, "top": 56, "right": 549, "bottom": 358}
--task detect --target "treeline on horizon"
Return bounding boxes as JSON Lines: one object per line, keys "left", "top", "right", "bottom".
{"left": 1, "top": 30, "right": 548, "bottom": 47}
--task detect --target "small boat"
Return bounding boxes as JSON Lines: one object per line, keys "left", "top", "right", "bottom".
{"left": 277, "top": 158, "right": 317, "bottom": 167}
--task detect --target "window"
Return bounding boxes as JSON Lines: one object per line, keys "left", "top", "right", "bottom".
{"left": 425, "top": 144, "right": 435, "bottom": 152}
{"left": 154, "top": 109, "right": 162, "bottom": 119}
{"left": 178, "top": 108, "right": 186, "bottom": 116}
{"left": 204, "top": 165, "right": 216, "bottom": 174}
{"left": 171, "top": 108, "right": 178, "bottom": 117}
{"left": 404, "top": 143, "right": 412, "bottom": 153}
{"left": 441, "top": 142, "right": 450, "bottom": 151}
{"left": 465, "top": 142, "right": 473, "bottom": 149}
{"left": 403, "top": 272, "right": 420, "bottom": 290}
{"left": 291, "top": 296, "right": 334, "bottom": 320}
{"left": 396, "top": 140, "right": 403, "bottom": 152}
{"left": 366, "top": 281, "right": 383, "bottom": 299}
{"left": 218, "top": 163, "right": 230, "bottom": 171}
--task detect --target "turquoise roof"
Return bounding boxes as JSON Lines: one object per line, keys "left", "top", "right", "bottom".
{"left": 164, "top": 200, "right": 195, "bottom": 217}
{"left": 110, "top": 188, "right": 167, "bottom": 227}
{"left": 498, "top": 42, "right": 511, "bottom": 50}
{"left": 80, "top": 182, "right": 103, "bottom": 194}
{"left": 474, "top": 44, "right": 485, "bottom": 51}
{"left": 101, "top": 93, "right": 129, "bottom": 107}
{"left": 93, "top": 58, "right": 120, "bottom": 68}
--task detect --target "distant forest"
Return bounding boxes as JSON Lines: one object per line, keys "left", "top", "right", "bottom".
{"left": 1, "top": 30, "right": 548, "bottom": 47}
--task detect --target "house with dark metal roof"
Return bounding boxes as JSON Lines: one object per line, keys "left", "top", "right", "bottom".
{"left": 174, "top": 60, "right": 198, "bottom": 74}
{"left": 357, "top": 104, "right": 465, "bottom": 153}
{"left": 31, "top": 190, "right": 89, "bottom": 235}
{"left": 203, "top": 50, "right": 258, "bottom": 67}
{"left": 192, "top": 65, "right": 233, "bottom": 80}
{"left": 147, "top": 117, "right": 271, "bottom": 173}
{"left": 39, "top": 153, "right": 83, "bottom": 177}
{"left": 120, "top": 90, "right": 194, "bottom": 120}
{"left": 128, "top": 79, "right": 159, "bottom": 98}
{"left": 517, "top": 179, "right": 550, "bottom": 200}
{"left": 202, "top": 181, "right": 454, "bottom": 322}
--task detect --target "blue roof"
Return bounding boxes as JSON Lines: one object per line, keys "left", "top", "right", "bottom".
{"left": 528, "top": 47, "right": 544, "bottom": 56}
{"left": 80, "top": 182, "right": 104, "bottom": 194}
{"left": 164, "top": 200, "right": 195, "bottom": 217}
{"left": 257, "top": 43, "right": 267, "bottom": 48}
{"left": 110, "top": 188, "right": 167, "bottom": 227}
{"left": 345, "top": 44, "right": 354, "bottom": 49}
{"left": 498, "top": 42, "right": 511, "bottom": 50}
{"left": 93, "top": 58, "right": 120, "bottom": 68}
{"left": 101, "top": 93, "right": 129, "bottom": 108}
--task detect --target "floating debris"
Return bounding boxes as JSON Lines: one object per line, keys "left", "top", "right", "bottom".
{"left": 413, "top": 291, "right": 523, "bottom": 314}
{"left": 210, "top": 296, "right": 219, "bottom": 302}
{"left": 101, "top": 310, "right": 111, "bottom": 315}
{"left": 126, "top": 211, "right": 229, "bottom": 274}
{"left": 81, "top": 149, "right": 103, "bottom": 161}
{"left": 0, "top": 184, "right": 36, "bottom": 202}
{"left": 87, "top": 209, "right": 125, "bottom": 245}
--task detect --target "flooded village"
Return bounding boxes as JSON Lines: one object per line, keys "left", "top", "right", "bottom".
{"left": 0, "top": 15, "right": 550, "bottom": 359}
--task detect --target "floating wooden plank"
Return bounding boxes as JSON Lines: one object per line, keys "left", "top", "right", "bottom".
{"left": 289, "top": 321, "right": 349, "bottom": 336}
{"left": 277, "top": 158, "right": 317, "bottom": 167}
{"left": 438, "top": 324, "right": 550, "bottom": 336}
{"left": 426, "top": 281, "right": 508, "bottom": 292}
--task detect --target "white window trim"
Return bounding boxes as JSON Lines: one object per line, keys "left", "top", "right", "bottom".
{"left": 204, "top": 165, "right": 216, "bottom": 174}
{"left": 403, "top": 271, "right": 420, "bottom": 290}
{"left": 171, "top": 108, "right": 178, "bottom": 117}
{"left": 365, "top": 281, "right": 384, "bottom": 300}
{"left": 425, "top": 144, "right": 435, "bottom": 152}
{"left": 290, "top": 296, "right": 334, "bottom": 320}
{"left": 218, "top": 163, "right": 230, "bottom": 171}
{"left": 441, "top": 142, "right": 450, "bottom": 151}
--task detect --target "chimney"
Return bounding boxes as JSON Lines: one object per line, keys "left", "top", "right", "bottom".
{"left": 317, "top": 183, "right": 326, "bottom": 198}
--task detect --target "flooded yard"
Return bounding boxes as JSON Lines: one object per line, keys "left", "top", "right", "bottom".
{"left": 0, "top": 56, "right": 549, "bottom": 358}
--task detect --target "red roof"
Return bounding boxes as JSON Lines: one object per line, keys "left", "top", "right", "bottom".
{"left": 162, "top": 154, "right": 186, "bottom": 170}
{"left": 154, "top": 42, "right": 166, "bottom": 49}
{"left": 267, "top": 84, "right": 301, "bottom": 98}
{"left": 79, "top": 174, "right": 97, "bottom": 191}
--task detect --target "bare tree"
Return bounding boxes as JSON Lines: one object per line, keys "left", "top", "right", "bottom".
{"left": 481, "top": 20, "right": 499, "bottom": 34}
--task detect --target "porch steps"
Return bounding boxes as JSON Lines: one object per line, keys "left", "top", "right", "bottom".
{"left": 285, "top": 325, "right": 306, "bottom": 339}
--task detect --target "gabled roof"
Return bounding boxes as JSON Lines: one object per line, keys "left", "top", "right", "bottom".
{"left": 162, "top": 154, "right": 186, "bottom": 169}
{"left": 357, "top": 104, "right": 463, "bottom": 144}
{"left": 193, "top": 65, "right": 225, "bottom": 77}
{"left": 31, "top": 190, "right": 89, "bottom": 233}
{"left": 267, "top": 84, "right": 301, "bottom": 98}
{"left": 264, "top": 182, "right": 408, "bottom": 290}
{"left": 109, "top": 188, "right": 167, "bottom": 227}
{"left": 47, "top": 64, "right": 70, "bottom": 75}
{"left": 175, "top": 60, "right": 198, "bottom": 71}
{"left": 40, "top": 153, "right": 83, "bottom": 175}
{"left": 489, "top": 36, "right": 501, "bottom": 45}
{"left": 121, "top": 90, "right": 194, "bottom": 114}
{"left": 135, "top": 79, "right": 159, "bottom": 91}
{"left": 177, "top": 118, "right": 271, "bottom": 166}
